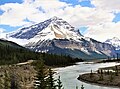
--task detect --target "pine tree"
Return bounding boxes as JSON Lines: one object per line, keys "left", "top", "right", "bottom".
{"left": 76, "top": 86, "right": 78, "bottom": 89}
{"left": 97, "top": 70, "right": 100, "bottom": 74}
{"left": 107, "top": 70, "right": 110, "bottom": 75}
{"left": 57, "top": 76, "right": 63, "bottom": 89}
{"left": 115, "top": 66, "right": 118, "bottom": 76}
{"left": 34, "top": 60, "right": 48, "bottom": 89}
{"left": 109, "top": 72, "right": 114, "bottom": 82}
{"left": 99, "top": 70, "right": 103, "bottom": 81}
{"left": 90, "top": 69, "right": 93, "bottom": 78}
{"left": 81, "top": 85, "right": 84, "bottom": 89}
{"left": 47, "top": 68, "right": 56, "bottom": 89}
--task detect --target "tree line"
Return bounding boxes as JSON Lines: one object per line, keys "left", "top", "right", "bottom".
{"left": 0, "top": 41, "right": 83, "bottom": 66}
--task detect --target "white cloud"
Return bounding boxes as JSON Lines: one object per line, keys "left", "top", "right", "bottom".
{"left": 84, "top": 22, "right": 120, "bottom": 42}
{"left": 91, "top": 0, "right": 120, "bottom": 12}
{"left": 0, "top": 0, "right": 69, "bottom": 26}
{"left": 23, "top": 0, "right": 34, "bottom": 4}
{"left": 0, "top": 0, "right": 120, "bottom": 41}
{"left": 83, "top": 0, "right": 120, "bottom": 41}
{"left": 0, "top": 28, "right": 6, "bottom": 38}
{"left": 0, "top": 28, "right": 5, "bottom": 33}
{"left": 0, "top": 0, "right": 116, "bottom": 27}
{"left": 0, "top": 3, "right": 39, "bottom": 26}
{"left": 79, "top": 0, "right": 89, "bottom": 2}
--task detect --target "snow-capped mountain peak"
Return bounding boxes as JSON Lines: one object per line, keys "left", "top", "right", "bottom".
{"left": 51, "top": 16, "right": 59, "bottom": 21}
{"left": 50, "top": 16, "right": 75, "bottom": 31}
{"left": 105, "top": 37, "right": 120, "bottom": 50}
{"left": 106, "top": 37, "right": 120, "bottom": 42}
{"left": 9, "top": 16, "right": 82, "bottom": 42}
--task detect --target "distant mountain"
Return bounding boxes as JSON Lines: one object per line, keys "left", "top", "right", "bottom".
{"left": 105, "top": 37, "right": 120, "bottom": 50}
{"left": 8, "top": 16, "right": 116, "bottom": 59}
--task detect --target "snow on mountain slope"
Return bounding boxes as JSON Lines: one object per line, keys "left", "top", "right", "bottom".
{"left": 8, "top": 16, "right": 83, "bottom": 45}
{"left": 9, "top": 16, "right": 82, "bottom": 40}
{"left": 8, "top": 16, "right": 116, "bottom": 59}
{"left": 105, "top": 37, "right": 120, "bottom": 50}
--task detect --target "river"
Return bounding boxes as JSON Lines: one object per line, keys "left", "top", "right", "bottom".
{"left": 54, "top": 62, "right": 120, "bottom": 89}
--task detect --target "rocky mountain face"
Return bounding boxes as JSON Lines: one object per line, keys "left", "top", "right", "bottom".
{"left": 9, "top": 16, "right": 116, "bottom": 59}
{"left": 105, "top": 37, "right": 120, "bottom": 50}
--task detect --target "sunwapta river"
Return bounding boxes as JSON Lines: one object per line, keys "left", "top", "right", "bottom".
{"left": 54, "top": 62, "right": 120, "bottom": 89}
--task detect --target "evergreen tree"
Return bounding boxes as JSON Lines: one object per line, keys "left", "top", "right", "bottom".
{"left": 81, "top": 85, "right": 84, "bottom": 89}
{"left": 57, "top": 76, "right": 63, "bottom": 89}
{"left": 97, "top": 70, "right": 100, "bottom": 74}
{"left": 47, "top": 68, "right": 56, "bottom": 89}
{"left": 115, "top": 66, "right": 118, "bottom": 76}
{"left": 90, "top": 70, "right": 93, "bottom": 78}
{"left": 34, "top": 60, "right": 48, "bottom": 89}
{"left": 76, "top": 86, "right": 78, "bottom": 89}
{"left": 109, "top": 72, "right": 114, "bottom": 82}
{"left": 99, "top": 70, "right": 103, "bottom": 81}
{"left": 107, "top": 70, "right": 110, "bottom": 75}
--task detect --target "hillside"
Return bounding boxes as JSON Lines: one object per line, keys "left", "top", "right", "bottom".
{"left": 0, "top": 39, "right": 38, "bottom": 65}
{"left": 0, "top": 39, "right": 83, "bottom": 66}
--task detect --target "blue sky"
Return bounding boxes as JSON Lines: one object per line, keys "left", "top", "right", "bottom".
{"left": 113, "top": 12, "right": 120, "bottom": 23}
{"left": 60, "top": 0, "right": 94, "bottom": 7}
{"left": 0, "top": 0, "right": 120, "bottom": 41}
{"left": 0, "top": 0, "right": 23, "bottom": 5}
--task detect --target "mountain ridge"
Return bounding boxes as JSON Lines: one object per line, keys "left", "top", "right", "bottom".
{"left": 105, "top": 37, "right": 120, "bottom": 50}
{"left": 8, "top": 16, "right": 116, "bottom": 59}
